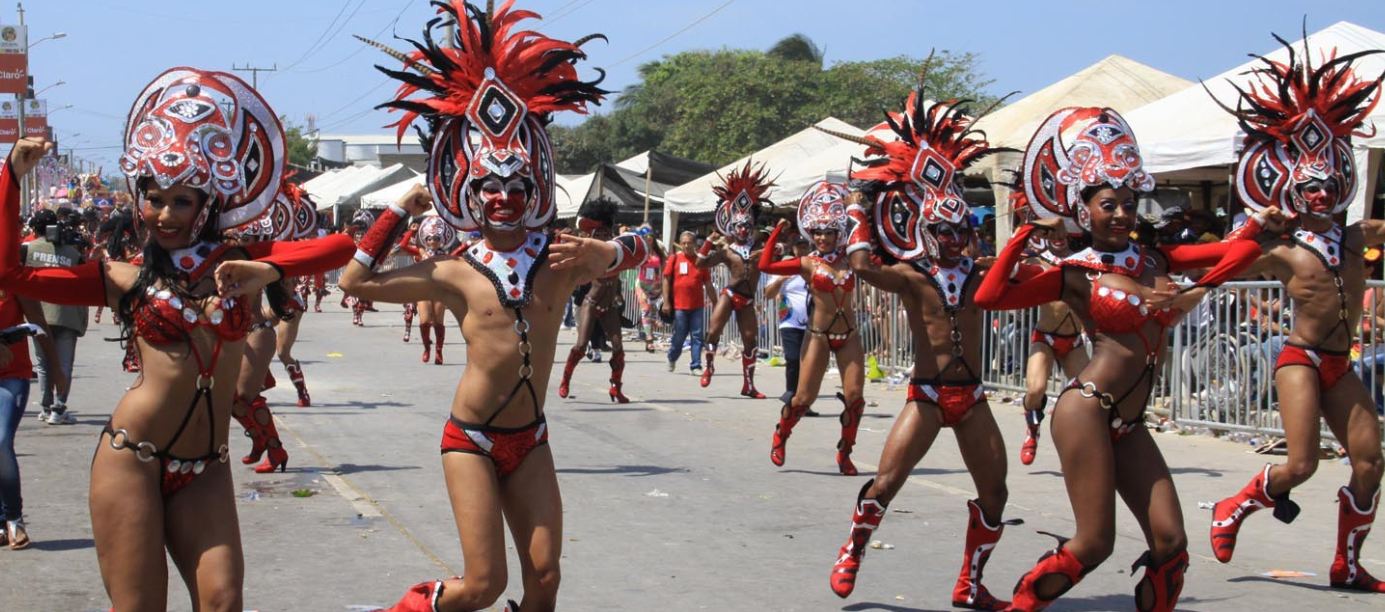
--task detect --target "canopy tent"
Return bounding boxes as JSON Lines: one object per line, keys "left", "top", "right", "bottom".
{"left": 1126, "top": 21, "right": 1385, "bottom": 222}
{"left": 307, "top": 164, "right": 416, "bottom": 225}
{"left": 963, "top": 55, "right": 1192, "bottom": 240}
{"left": 302, "top": 166, "right": 367, "bottom": 203}
{"left": 660, "top": 117, "right": 865, "bottom": 247}
{"left": 359, "top": 174, "right": 424, "bottom": 209}
{"left": 555, "top": 151, "right": 717, "bottom": 232}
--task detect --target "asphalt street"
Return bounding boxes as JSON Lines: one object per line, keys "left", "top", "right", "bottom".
{"left": 1, "top": 302, "right": 1380, "bottom": 612}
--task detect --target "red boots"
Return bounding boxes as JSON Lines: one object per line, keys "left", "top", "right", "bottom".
{"left": 836, "top": 393, "right": 864, "bottom": 476}
{"left": 770, "top": 404, "right": 809, "bottom": 466}
{"left": 740, "top": 354, "right": 765, "bottom": 398}
{"left": 1331, "top": 486, "right": 1385, "bottom": 593}
{"left": 952, "top": 499, "right": 1011, "bottom": 610}
{"left": 700, "top": 345, "right": 716, "bottom": 387}
{"left": 609, "top": 350, "right": 630, "bottom": 403}
{"left": 234, "top": 396, "right": 289, "bottom": 473}
{"left": 558, "top": 345, "right": 582, "bottom": 399}
{"left": 433, "top": 324, "right": 446, "bottom": 364}
{"left": 1210, "top": 464, "right": 1293, "bottom": 563}
{"left": 421, "top": 324, "right": 433, "bottom": 362}
{"left": 1019, "top": 404, "right": 1044, "bottom": 466}
{"left": 830, "top": 479, "right": 887, "bottom": 598}
{"left": 1007, "top": 545, "right": 1091, "bottom": 612}
{"left": 402, "top": 304, "right": 415, "bottom": 342}
{"left": 382, "top": 579, "right": 521, "bottom": 612}
{"left": 286, "top": 360, "right": 311, "bottom": 407}
{"left": 1131, "top": 549, "right": 1189, "bottom": 612}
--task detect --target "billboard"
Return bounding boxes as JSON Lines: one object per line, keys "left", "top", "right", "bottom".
{"left": 0, "top": 98, "right": 18, "bottom": 144}
{"left": 0, "top": 23, "right": 26, "bottom": 95}
{"left": 23, "top": 98, "right": 45, "bottom": 138}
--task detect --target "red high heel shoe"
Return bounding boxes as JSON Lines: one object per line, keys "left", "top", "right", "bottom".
{"left": 234, "top": 396, "right": 269, "bottom": 464}
{"left": 287, "top": 361, "right": 311, "bottom": 407}
{"left": 255, "top": 442, "right": 289, "bottom": 473}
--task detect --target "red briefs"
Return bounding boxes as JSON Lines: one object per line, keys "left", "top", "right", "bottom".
{"left": 721, "top": 287, "right": 754, "bottom": 311}
{"left": 1275, "top": 343, "right": 1352, "bottom": 391}
{"left": 1030, "top": 331, "right": 1086, "bottom": 360}
{"left": 908, "top": 379, "right": 986, "bottom": 427}
{"left": 441, "top": 415, "right": 548, "bottom": 478}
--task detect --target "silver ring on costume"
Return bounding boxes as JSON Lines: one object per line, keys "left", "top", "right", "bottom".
{"left": 217, "top": 444, "right": 230, "bottom": 463}
{"left": 108, "top": 428, "right": 130, "bottom": 450}
{"left": 514, "top": 318, "right": 531, "bottom": 335}
{"left": 518, "top": 364, "right": 534, "bottom": 379}
{"left": 134, "top": 441, "right": 158, "bottom": 463}
{"left": 1078, "top": 381, "right": 1115, "bottom": 409}
{"left": 196, "top": 373, "right": 214, "bottom": 390}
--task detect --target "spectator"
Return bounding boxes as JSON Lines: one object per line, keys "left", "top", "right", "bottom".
{"left": 634, "top": 225, "right": 666, "bottom": 352}
{"left": 1187, "top": 209, "right": 1221, "bottom": 243}
{"left": 0, "top": 290, "right": 67, "bottom": 550}
{"left": 21, "top": 210, "right": 88, "bottom": 425}
{"left": 661, "top": 230, "right": 715, "bottom": 374}
{"left": 765, "top": 234, "right": 812, "bottom": 412}
{"left": 1153, "top": 206, "right": 1192, "bottom": 246}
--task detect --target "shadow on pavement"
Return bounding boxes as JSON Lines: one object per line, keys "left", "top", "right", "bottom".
{"left": 28, "top": 538, "right": 94, "bottom": 552}
{"left": 1227, "top": 575, "right": 1338, "bottom": 593}
{"left": 842, "top": 602, "right": 948, "bottom": 612}
{"left": 557, "top": 465, "right": 689, "bottom": 477}
{"left": 332, "top": 463, "right": 422, "bottom": 475}
{"left": 571, "top": 407, "right": 656, "bottom": 413}
{"left": 1169, "top": 466, "right": 1227, "bottom": 477}
{"left": 778, "top": 469, "right": 874, "bottom": 477}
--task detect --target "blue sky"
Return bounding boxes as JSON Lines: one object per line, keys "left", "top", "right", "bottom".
{"left": 11, "top": 0, "right": 1382, "bottom": 173}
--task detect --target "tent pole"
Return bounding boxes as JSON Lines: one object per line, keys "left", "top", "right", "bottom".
{"left": 643, "top": 165, "right": 653, "bottom": 223}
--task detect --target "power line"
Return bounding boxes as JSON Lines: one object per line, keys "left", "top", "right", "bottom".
{"left": 607, "top": 0, "right": 738, "bottom": 68}
{"left": 535, "top": 0, "right": 600, "bottom": 31}
{"left": 232, "top": 64, "right": 278, "bottom": 90}
{"left": 272, "top": 0, "right": 368, "bottom": 77}
{"left": 288, "top": 0, "right": 417, "bottom": 74}
{"left": 318, "top": 78, "right": 393, "bottom": 122}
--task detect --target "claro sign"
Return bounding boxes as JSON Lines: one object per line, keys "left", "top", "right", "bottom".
{"left": 0, "top": 24, "right": 27, "bottom": 95}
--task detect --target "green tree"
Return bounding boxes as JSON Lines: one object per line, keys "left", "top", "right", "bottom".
{"left": 767, "top": 33, "right": 825, "bottom": 66}
{"left": 282, "top": 118, "right": 319, "bottom": 167}
{"left": 550, "top": 45, "right": 996, "bottom": 173}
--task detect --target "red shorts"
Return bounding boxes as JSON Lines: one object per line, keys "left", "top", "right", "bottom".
{"left": 1030, "top": 330, "right": 1085, "bottom": 360}
{"left": 1275, "top": 343, "right": 1351, "bottom": 391}
{"left": 722, "top": 288, "right": 754, "bottom": 311}
{"left": 441, "top": 416, "right": 548, "bottom": 478}
{"left": 908, "top": 379, "right": 986, "bottom": 427}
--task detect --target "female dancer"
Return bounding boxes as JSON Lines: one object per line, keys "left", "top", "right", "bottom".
{"left": 974, "top": 107, "right": 1269, "bottom": 612}
{"left": 821, "top": 86, "right": 1018, "bottom": 610}
{"left": 0, "top": 68, "right": 353, "bottom": 611}
{"left": 396, "top": 217, "right": 457, "bottom": 364}
{"left": 1015, "top": 203, "right": 1089, "bottom": 466}
{"left": 695, "top": 161, "right": 774, "bottom": 398}
{"left": 558, "top": 198, "right": 632, "bottom": 402}
{"left": 394, "top": 219, "right": 423, "bottom": 343}
{"left": 348, "top": 3, "right": 647, "bottom": 609}
{"left": 634, "top": 225, "right": 665, "bottom": 352}
{"left": 275, "top": 185, "right": 321, "bottom": 407}
{"left": 1206, "top": 36, "right": 1385, "bottom": 593}
{"left": 759, "top": 181, "right": 865, "bottom": 475}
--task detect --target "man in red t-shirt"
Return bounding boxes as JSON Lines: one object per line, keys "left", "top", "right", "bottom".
{"left": 661, "top": 231, "right": 715, "bottom": 374}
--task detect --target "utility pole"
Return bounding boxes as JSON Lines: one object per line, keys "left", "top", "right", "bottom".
{"left": 16, "top": 2, "right": 28, "bottom": 213}
{"left": 232, "top": 63, "right": 277, "bottom": 90}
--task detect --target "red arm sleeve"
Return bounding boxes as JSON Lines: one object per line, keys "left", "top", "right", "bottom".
{"left": 1012, "top": 262, "right": 1046, "bottom": 282}
{"left": 242, "top": 234, "right": 356, "bottom": 279}
{"left": 757, "top": 223, "right": 801, "bottom": 275}
{"left": 1158, "top": 238, "right": 1263, "bottom": 289}
{"left": 974, "top": 224, "right": 1065, "bottom": 310}
{"left": 0, "top": 160, "right": 107, "bottom": 306}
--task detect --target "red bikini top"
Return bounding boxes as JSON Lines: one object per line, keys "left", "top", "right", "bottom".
{"left": 809, "top": 252, "right": 855, "bottom": 293}
{"left": 1062, "top": 245, "right": 1179, "bottom": 336}
{"left": 133, "top": 286, "right": 251, "bottom": 345}
{"left": 1087, "top": 281, "right": 1181, "bottom": 334}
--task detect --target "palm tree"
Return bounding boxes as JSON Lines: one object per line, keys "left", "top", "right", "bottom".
{"left": 767, "top": 33, "right": 825, "bottom": 67}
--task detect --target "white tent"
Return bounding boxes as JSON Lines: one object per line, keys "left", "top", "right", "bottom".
{"left": 660, "top": 117, "right": 865, "bottom": 247}
{"left": 555, "top": 173, "right": 596, "bottom": 218}
{"left": 302, "top": 166, "right": 366, "bottom": 203}
{"left": 663, "top": 118, "right": 864, "bottom": 213}
{"left": 359, "top": 174, "right": 424, "bottom": 209}
{"left": 1126, "top": 21, "right": 1385, "bottom": 220}
{"left": 963, "top": 55, "right": 1191, "bottom": 240}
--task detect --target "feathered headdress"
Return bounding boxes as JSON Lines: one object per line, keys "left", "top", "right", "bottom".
{"left": 1210, "top": 31, "right": 1382, "bottom": 218}
{"left": 818, "top": 55, "right": 1009, "bottom": 261}
{"left": 712, "top": 160, "right": 775, "bottom": 246}
{"left": 362, "top": 0, "right": 607, "bottom": 232}
{"left": 796, "top": 180, "right": 850, "bottom": 245}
